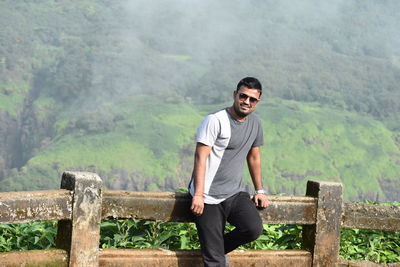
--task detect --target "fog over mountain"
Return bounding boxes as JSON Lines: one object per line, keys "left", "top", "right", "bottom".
{"left": 83, "top": 0, "right": 400, "bottom": 118}
{"left": 0, "top": 0, "right": 399, "bottom": 200}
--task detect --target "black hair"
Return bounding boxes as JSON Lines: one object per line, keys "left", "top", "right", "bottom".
{"left": 236, "top": 77, "right": 262, "bottom": 93}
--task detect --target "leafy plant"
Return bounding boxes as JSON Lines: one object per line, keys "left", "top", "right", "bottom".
{"left": 100, "top": 220, "right": 200, "bottom": 250}
{"left": 1, "top": 220, "right": 399, "bottom": 264}
{"left": 340, "top": 228, "right": 400, "bottom": 263}
{"left": 0, "top": 221, "right": 56, "bottom": 252}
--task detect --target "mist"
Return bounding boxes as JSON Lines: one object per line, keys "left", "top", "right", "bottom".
{"left": 74, "top": 0, "right": 400, "bottom": 111}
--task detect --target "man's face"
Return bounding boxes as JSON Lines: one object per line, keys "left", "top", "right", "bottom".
{"left": 232, "top": 86, "right": 261, "bottom": 118}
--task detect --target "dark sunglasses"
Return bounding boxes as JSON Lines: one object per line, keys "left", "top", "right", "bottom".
{"left": 238, "top": 93, "right": 259, "bottom": 104}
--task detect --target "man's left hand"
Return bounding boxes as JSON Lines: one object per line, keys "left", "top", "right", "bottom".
{"left": 253, "top": 193, "right": 269, "bottom": 208}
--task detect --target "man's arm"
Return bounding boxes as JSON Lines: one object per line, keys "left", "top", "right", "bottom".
{"left": 190, "top": 143, "right": 212, "bottom": 216}
{"left": 247, "top": 146, "right": 269, "bottom": 208}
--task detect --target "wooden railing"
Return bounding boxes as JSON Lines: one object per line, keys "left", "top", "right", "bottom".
{"left": 0, "top": 171, "right": 399, "bottom": 267}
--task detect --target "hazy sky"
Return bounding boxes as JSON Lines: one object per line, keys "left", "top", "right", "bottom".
{"left": 78, "top": 0, "right": 400, "bottom": 108}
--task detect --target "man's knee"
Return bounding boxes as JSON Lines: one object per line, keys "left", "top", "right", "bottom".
{"left": 235, "top": 220, "right": 262, "bottom": 243}
{"left": 245, "top": 208, "right": 263, "bottom": 241}
{"left": 246, "top": 222, "right": 263, "bottom": 241}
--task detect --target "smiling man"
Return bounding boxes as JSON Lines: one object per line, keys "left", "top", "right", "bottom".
{"left": 188, "top": 77, "right": 269, "bottom": 267}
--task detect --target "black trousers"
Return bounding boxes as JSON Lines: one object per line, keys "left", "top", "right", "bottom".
{"left": 194, "top": 192, "right": 263, "bottom": 267}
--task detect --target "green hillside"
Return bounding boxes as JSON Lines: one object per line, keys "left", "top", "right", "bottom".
{"left": 1, "top": 96, "right": 399, "bottom": 201}
{"left": 257, "top": 100, "right": 400, "bottom": 201}
{"left": 0, "top": 96, "right": 203, "bottom": 192}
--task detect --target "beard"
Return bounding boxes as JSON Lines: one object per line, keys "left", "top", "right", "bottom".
{"left": 233, "top": 103, "right": 252, "bottom": 118}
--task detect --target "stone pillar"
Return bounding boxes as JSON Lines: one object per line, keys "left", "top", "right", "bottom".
{"left": 302, "top": 180, "right": 343, "bottom": 267}
{"left": 56, "top": 171, "right": 103, "bottom": 267}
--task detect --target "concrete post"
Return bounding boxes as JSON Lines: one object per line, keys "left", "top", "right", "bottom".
{"left": 302, "top": 180, "right": 343, "bottom": 267}
{"left": 56, "top": 171, "right": 103, "bottom": 267}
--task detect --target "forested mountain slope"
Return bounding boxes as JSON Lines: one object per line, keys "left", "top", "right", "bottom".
{"left": 1, "top": 96, "right": 399, "bottom": 201}
{"left": 0, "top": 0, "right": 399, "bottom": 201}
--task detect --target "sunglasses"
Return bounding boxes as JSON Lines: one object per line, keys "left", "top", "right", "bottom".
{"left": 238, "top": 93, "right": 259, "bottom": 104}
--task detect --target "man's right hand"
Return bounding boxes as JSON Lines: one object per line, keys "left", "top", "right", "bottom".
{"left": 190, "top": 195, "right": 204, "bottom": 216}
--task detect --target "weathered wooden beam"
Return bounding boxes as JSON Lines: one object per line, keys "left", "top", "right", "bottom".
{"left": 102, "top": 191, "right": 317, "bottom": 224}
{"left": 336, "top": 258, "right": 400, "bottom": 267}
{"left": 261, "top": 196, "right": 317, "bottom": 224}
{"left": 302, "top": 181, "right": 343, "bottom": 267}
{"left": 99, "top": 249, "right": 312, "bottom": 267}
{"left": 342, "top": 203, "right": 400, "bottom": 232}
{"left": 0, "top": 249, "right": 68, "bottom": 267}
{"left": 0, "top": 189, "right": 72, "bottom": 224}
{"left": 1, "top": 184, "right": 398, "bottom": 231}
{"left": 56, "top": 171, "right": 103, "bottom": 267}
{"left": 102, "top": 191, "right": 192, "bottom": 222}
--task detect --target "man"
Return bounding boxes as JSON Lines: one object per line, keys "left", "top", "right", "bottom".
{"left": 188, "top": 77, "right": 269, "bottom": 267}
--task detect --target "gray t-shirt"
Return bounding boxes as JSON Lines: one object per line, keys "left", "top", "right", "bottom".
{"left": 189, "top": 108, "right": 264, "bottom": 204}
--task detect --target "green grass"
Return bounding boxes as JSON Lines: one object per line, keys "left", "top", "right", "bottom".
{"left": 0, "top": 82, "right": 30, "bottom": 115}
{"left": 29, "top": 134, "right": 158, "bottom": 175}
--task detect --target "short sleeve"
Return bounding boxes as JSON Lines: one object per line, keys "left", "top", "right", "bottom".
{"left": 196, "top": 114, "right": 220, "bottom": 147}
{"left": 252, "top": 118, "right": 264, "bottom": 147}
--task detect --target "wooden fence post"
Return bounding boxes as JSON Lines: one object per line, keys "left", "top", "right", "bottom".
{"left": 302, "top": 180, "right": 343, "bottom": 267}
{"left": 56, "top": 171, "right": 103, "bottom": 267}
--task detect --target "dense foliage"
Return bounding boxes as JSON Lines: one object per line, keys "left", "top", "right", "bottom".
{"left": 1, "top": 220, "right": 399, "bottom": 264}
